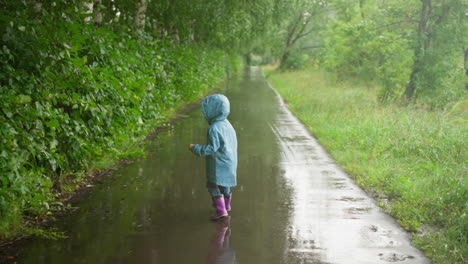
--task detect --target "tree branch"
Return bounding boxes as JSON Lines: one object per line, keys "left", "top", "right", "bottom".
{"left": 434, "top": 1, "right": 450, "bottom": 25}
{"left": 296, "top": 27, "right": 318, "bottom": 40}
{"left": 290, "top": 15, "right": 312, "bottom": 46}
{"left": 300, "top": 45, "right": 323, "bottom": 50}
{"left": 286, "top": 13, "right": 303, "bottom": 46}
{"left": 368, "top": 20, "right": 417, "bottom": 31}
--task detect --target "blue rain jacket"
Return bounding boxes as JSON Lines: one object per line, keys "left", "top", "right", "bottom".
{"left": 191, "top": 94, "right": 238, "bottom": 187}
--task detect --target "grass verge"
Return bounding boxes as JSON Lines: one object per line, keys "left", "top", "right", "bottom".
{"left": 264, "top": 65, "right": 467, "bottom": 264}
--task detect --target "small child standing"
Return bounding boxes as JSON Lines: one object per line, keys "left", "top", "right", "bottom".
{"left": 189, "top": 94, "right": 238, "bottom": 220}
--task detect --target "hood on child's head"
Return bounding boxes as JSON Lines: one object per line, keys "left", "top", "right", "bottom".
{"left": 201, "top": 94, "right": 230, "bottom": 124}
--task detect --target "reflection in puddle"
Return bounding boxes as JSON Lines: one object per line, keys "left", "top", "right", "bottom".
{"left": 343, "top": 207, "right": 372, "bottom": 214}
{"left": 335, "top": 196, "right": 366, "bottom": 202}
{"left": 207, "top": 217, "right": 236, "bottom": 264}
{"left": 379, "top": 252, "right": 415, "bottom": 262}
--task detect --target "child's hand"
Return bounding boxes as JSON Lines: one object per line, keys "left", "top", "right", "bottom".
{"left": 189, "top": 144, "right": 194, "bottom": 151}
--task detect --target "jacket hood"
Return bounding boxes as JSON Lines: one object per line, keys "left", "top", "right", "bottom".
{"left": 201, "top": 94, "right": 230, "bottom": 124}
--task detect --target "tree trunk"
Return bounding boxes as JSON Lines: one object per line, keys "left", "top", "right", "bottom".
{"left": 465, "top": 48, "right": 468, "bottom": 89}
{"left": 279, "top": 12, "right": 313, "bottom": 69}
{"left": 280, "top": 51, "right": 290, "bottom": 68}
{"left": 93, "top": 0, "right": 103, "bottom": 26}
{"left": 83, "top": 2, "right": 93, "bottom": 23}
{"left": 244, "top": 53, "right": 251, "bottom": 66}
{"left": 359, "top": 0, "right": 366, "bottom": 20}
{"left": 134, "top": 0, "right": 149, "bottom": 35}
{"left": 190, "top": 20, "right": 196, "bottom": 43}
{"left": 405, "top": 65, "right": 420, "bottom": 100}
{"left": 404, "top": 0, "right": 432, "bottom": 100}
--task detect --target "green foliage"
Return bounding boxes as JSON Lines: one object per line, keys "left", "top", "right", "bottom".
{"left": 323, "top": 21, "right": 375, "bottom": 79}
{"left": 279, "top": 51, "right": 310, "bottom": 70}
{"left": 269, "top": 0, "right": 329, "bottom": 70}
{"left": 267, "top": 67, "right": 468, "bottom": 263}
{"left": 109, "top": 0, "right": 278, "bottom": 52}
{"left": 323, "top": 21, "right": 413, "bottom": 101}
{"left": 0, "top": 0, "right": 243, "bottom": 238}
{"left": 409, "top": 0, "right": 467, "bottom": 106}
{"left": 23, "top": 227, "right": 68, "bottom": 240}
{"left": 321, "top": 0, "right": 466, "bottom": 104}
{"left": 261, "top": 0, "right": 466, "bottom": 106}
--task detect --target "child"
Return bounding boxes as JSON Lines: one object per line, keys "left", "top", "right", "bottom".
{"left": 189, "top": 94, "right": 238, "bottom": 220}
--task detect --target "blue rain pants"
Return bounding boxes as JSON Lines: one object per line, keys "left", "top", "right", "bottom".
{"left": 207, "top": 183, "right": 231, "bottom": 198}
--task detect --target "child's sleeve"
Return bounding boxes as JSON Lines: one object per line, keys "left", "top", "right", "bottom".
{"left": 191, "top": 127, "right": 221, "bottom": 157}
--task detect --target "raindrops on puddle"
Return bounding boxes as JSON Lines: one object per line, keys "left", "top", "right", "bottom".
{"left": 379, "top": 253, "right": 416, "bottom": 262}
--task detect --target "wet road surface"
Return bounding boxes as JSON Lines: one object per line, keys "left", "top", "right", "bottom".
{"left": 18, "top": 67, "right": 429, "bottom": 264}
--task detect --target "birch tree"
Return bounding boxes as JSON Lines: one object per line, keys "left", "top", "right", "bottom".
{"left": 93, "top": 0, "right": 103, "bottom": 26}
{"left": 134, "top": 0, "right": 149, "bottom": 35}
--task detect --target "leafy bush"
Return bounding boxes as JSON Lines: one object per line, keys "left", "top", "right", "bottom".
{"left": 322, "top": 21, "right": 413, "bottom": 102}
{"left": 280, "top": 51, "right": 310, "bottom": 70}
{"left": 0, "top": 4, "right": 240, "bottom": 237}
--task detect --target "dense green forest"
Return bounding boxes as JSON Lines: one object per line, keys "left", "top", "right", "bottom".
{"left": 260, "top": 0, "right": 466, "bottom": 106}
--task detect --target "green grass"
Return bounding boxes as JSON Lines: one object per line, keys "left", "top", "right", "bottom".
{"left": 264, "top": 65, "right": 467, "bottom": 264}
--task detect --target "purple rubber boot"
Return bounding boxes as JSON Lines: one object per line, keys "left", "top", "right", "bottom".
{"left": 211, "top": 197, "right": 228, "bottom": 220}
{"left": 224, "top": 196, "right": 232, "bottom": 212}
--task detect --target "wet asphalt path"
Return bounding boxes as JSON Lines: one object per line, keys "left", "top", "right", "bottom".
{"left": 17, "top": 67, "right": 429, "bottom": 264}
